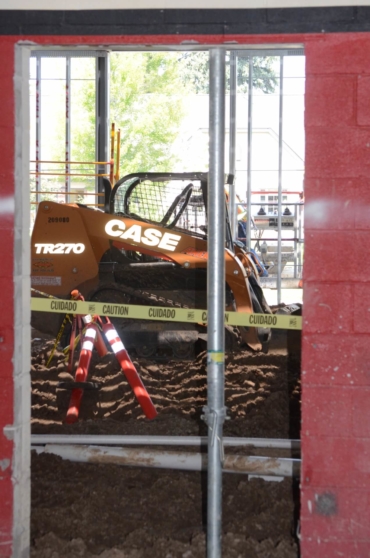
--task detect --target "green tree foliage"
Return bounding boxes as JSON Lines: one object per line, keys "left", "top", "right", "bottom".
{"left": 64, "top": 51, "right": 277, "bottom": 185}
{"left": 179, "top": 52, "right": 278, "bottom": 94}
{"left": 71, "top": 52, "right": 184, "bottom": 179}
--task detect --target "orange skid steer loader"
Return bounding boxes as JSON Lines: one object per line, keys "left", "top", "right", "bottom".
{"left": 31, "top": 173, "right": 272, "bottom": 359}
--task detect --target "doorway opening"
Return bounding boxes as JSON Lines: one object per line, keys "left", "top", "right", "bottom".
{"left": 23, "top": 45, "right": 304, "bottom": 557}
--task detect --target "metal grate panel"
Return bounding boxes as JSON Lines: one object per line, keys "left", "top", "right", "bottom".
{"left": 114, "top": 177, "right": 207, "bottom": 236}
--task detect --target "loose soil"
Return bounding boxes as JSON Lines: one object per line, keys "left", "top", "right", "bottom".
{"left": 31, "top": 328, "right": 301, "bottom": 558}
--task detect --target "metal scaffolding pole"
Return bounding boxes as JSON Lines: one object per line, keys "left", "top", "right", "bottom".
{"left": 35, "top": 54, "right": 41, "bottom": 205}
{"left": 228, "top": 50, "right": 237, "bottom": 240}
{"left": 65, "top": 57, "right": 71, "bottom": 203}
{"left": 277, "top": 56, "right": 284, "bottom": 304}
{"left": 206, "top": 48, "right": 226, "bottom": 558}
{"left": 246, "top": 56, "right": 253, "bottom": 252}
{"left": 96, "top": 55, "right": 110, "bottom": 194}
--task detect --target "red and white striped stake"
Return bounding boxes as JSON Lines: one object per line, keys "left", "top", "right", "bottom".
{"left": 102, "top": 320, "right": 157, "bottom": 420}
{"left": 65, "top": 322, "right": 98, "bottom": 424}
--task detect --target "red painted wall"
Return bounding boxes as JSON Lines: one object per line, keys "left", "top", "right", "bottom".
{"left": 0, "top": 36, "right": 15, "bottom": 558}
{"left": 1, "top": 30, "right": 370, "bottom": 557}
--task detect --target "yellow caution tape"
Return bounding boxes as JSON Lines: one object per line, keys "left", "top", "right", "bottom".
{"left": 31, "top": 287, "right": 63, "bottom": 301}
{"left": 31, "top": 297, "right": 302, "bottom": 330}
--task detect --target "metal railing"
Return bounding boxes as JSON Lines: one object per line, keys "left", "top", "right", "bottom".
{"left": 235, "top": 200, "right": 304, "bottom": 282}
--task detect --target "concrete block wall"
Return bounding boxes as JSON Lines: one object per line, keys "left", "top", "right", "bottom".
{"left": 0, "top": 17, "right": 369, "bottom": 557}
{"left": 302, "top": 33, "right": 370, "bottom": 557}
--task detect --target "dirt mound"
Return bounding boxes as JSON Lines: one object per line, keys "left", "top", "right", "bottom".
{"left": 31, "top": 330, "right": 301, "bottom": 557}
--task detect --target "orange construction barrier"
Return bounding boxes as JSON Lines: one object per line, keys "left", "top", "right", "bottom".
{"left": 62, "top": 291, "right": 157, "bottom": 423}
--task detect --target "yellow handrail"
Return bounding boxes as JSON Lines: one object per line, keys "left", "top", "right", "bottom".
{"left": 30, "top": 191, "right": 105, "bottom": 196}
{"left": 30, "top": 172, "right": 109, "bottom": 177}
{"left": 30, "top": 160, "right": 112, "bottom": 165}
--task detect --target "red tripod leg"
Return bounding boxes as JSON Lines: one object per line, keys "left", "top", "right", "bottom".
{"left": 65, "top": 323, "right": 98, "bottom": 424}
{"left": 102, "top": 320, "right": 157, "bottom": 420}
